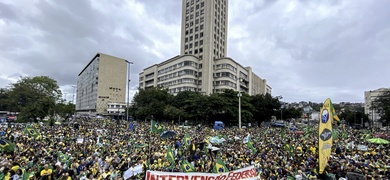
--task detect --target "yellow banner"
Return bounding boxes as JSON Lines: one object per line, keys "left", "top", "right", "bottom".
{"left": 318, "top": 98, "right": 333, "bottom": 174}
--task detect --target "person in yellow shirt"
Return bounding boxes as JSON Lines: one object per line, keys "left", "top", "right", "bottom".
{"left": 310, "top": 145, "right": 316, "bottom": 154}
{"left": 40, "top": 164, "right": 53, "bottom": 180}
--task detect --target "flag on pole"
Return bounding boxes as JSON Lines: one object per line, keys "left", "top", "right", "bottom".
{"left": 24, "top": 125, "right": 40, "bottom": 138}
{"left": 245, "top": 134, "right": 257, "bottom": 154}
{"left": 166, "top": 146, "right": 175, "bottom": 163}
{"left": 181, "top": 160, "right": 195, "bottom": 172}
{"left": 0, "top": 139, "right": 15, "bottom": 152}
{"left": 58, "top": 151, "right": 69, "bottom": 162}
{"left": 332, "top": 129, "right": 339, "bottom": 140}
{"left": 281, "top": 128, "right": 286, "bottom": 139}
{"left": 151, "top": 120, "right": 165, "bottom": 133}
{"left": 213, "top": 157, "right": 229, "bottom": 173}
{"left": 184, "top": 134, "right": 191, "bottom": 148}
{"left": 318, "top": 98, "right": 334, "bottom": 174}
{"left": 330, "top": 101, "right": 340, "bottom": 121}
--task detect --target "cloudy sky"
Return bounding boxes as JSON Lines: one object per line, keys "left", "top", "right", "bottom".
{"left": 1, "top": 0, "right": 389, "bottom": 103}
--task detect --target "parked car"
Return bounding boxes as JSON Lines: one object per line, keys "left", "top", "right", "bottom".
{"left": 7, "top": 116, "right": 15, "bottom": 122}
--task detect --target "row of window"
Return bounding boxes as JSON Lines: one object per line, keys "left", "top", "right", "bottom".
{"left": 239, "top": 71, "right": 248, "bottom": 80}
{"left": 214, "top": 80, "right": 237, "bottom": 88}
{"left": 145, "top": 73, "right": 154, "bottom": 79}
{"left": 215, "top": 63, "right": 237, "bottom": 72}
{"left": 158, "top": 69, "right": 198, "bottom": 82}
{"left": 185, "top": 34, "right": 203, "bottom": 43}
{"left": 107, "top": 105, "right": 125, "bottom": 109}
{"left": 186, "top": 0, "right": 204, "bottom": 8}
{"left": 157, "top": 61, "right": 198, "bottom": 75}
{"left": 158, "top": 78, "right": 200, "bottom": 87}
{"left": 169, "top": 87, "right": 200, "bottom": 94}
{"left": 214, "top": 72, "right": 237, "bottom": 81}
{"left": 145, "top": 80, "right": 154, "bottom": 86}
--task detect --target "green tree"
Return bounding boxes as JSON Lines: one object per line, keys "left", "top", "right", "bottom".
{"left": 132, "top": 87, "right": 172, "bottom": 120}
{"left": 56, "top": 101, "right": 75, "bottom": 120}
{"left": 207, "top": 93, "right": 229, "bottom": 125}
{"left": 251, "top": 94, "right": 281, "bottom": 124}
{"left": 339, "top": 107, "right": 369, "bottom": 127}
{"left": 6, "top": 76, "right": 62, "bottom": 122}
{"left": 371, "top": 89, "right": 390, "bottom": 125}
{"left": 216, "top": 89, "right": 240, "bottom": 126}
{"left": 163, "top": 105, "right": 185, "bottom": 123}
{"left": 0, "top": 88, "right": 11, "bottom": 110}
{"left": 276, "top": 107, "right": 303, "bottom": 120}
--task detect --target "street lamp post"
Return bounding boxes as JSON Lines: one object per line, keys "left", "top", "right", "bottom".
{"left": 238, "top": 92, "right": 242, "bottom": 129}
{"left": 125, "top": 61, "right": 133, "bottom": 122}
{"left": 237, "top": 78, "right": 243, "bottom": 129}
{"left": 72, "top": 86, "right": 76, "bottom": 104}
{"left": 281, "top": 108, "right": 283, "bottom": 120}
{"left": 72, "top": 85, "right": 76, "bottom": 120}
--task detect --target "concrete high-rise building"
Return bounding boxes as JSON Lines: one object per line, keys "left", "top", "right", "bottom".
{"left": 76, "top": 53, "right": 128, "bottom": 116}
{"left": 364, "top": 88, "right": 389, "bottom": 127}
{"left": 139, "top": 0, "right": 271, "bottom": 96}
{"left": 180, "top": 0, "right": 228, "bottom": 94}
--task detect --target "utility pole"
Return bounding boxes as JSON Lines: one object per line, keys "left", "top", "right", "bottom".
{"left": 72, "top": 85, "right": 76, "bottom": 120}
{"left": 125, "top": 60, "right": 133, "bottom": 122}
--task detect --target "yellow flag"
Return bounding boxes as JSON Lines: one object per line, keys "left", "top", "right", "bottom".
{"left": 319, "top": 98, "right": 333, "bottom": 174}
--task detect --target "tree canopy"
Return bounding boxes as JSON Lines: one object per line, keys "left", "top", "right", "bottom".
{"left": 1, "top": 76, "right": 63, "bottom": 122}
{"left": 131, "top": 88, "right": 282, "bottom": 126}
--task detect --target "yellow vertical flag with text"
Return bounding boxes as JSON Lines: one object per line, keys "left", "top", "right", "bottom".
{"left": 319, "top": 98, "right": 333, "bottom": 174}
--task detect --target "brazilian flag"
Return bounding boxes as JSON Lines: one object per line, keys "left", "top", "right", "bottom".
{"left": 213, "top": 157, "right": 228, "bottom": 173}
{"left": 58, "top": 152, "right": 69, "bottom": 162}
{"left": 151, "top": 120, "right": 165, "bottom": 133}
{"left": 24, "top": 125, "right": 40, "bottom": 138}
{"left": 330, "top": 100, "right": 340, "bottom": 121}
{"left": 166, "top": 146, "right": 175, "bottom": 163}
{"left": 181, "top": 160, "right": 195, "bottom": 172}
{"left": 332, "top": 129, "right": 339, "bottom": 140}
{"left": 281, "top": 128, "right": 286, "bottom": 139}
{"left": 246, "top": 135, "right": 257, "bottom": 154}
{"left": 0, "top": 139, "right": 15, "bottom": 152}
{"left": 184, "top": 134, "right": 191, "bottom": 148}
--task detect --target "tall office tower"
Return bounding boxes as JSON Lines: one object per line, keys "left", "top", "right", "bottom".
{"left": 180, "top": 0, "right": 228, "bottom": 94}
{"left": 139, "top": 0, "right": 271, "bottom": 96}
{"left": 76, "top": 53, "right": 127, "bottom": 116}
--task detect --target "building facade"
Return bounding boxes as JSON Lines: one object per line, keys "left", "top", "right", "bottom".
{"left": 364, "top": 88, "right": 389, "bottom": 127}
{"left": 139, "top": 0, "right": 271, "bottom": 95}
{"left": 76, "top": 53, "right": 128, "bottom": 116}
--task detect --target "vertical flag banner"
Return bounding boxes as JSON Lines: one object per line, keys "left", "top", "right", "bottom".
{"left": 330, "top": 102, "right": 340, "bottom": 121}
{"left": 184, "top": 134, "right": 191, "bottom": 148}
{"left": 166, "top": 146, "right": 175, "bottom": 164}
{"left": 318, "top": 98, "right": 334, "bottom": 174}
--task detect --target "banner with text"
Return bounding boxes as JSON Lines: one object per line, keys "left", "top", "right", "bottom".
{"left": 146, "top": 166, "right": 257, "bottom": 180}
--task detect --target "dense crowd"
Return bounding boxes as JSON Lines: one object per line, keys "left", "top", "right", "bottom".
{"left": 0, "top": 119, "right": 389, "bottom": 180}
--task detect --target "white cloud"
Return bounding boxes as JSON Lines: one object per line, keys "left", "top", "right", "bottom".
{"left": 0, "top": 0, "right": 389, "bottom": 103}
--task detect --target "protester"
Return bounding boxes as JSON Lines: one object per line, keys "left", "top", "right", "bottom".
{"left": 0, "top": 119, "right": 389, "bottom": 180}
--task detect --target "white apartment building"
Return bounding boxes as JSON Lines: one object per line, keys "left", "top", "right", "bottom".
{"left": 139, "top": 0, "right": 271, "bottom": 95}
{"left": 76, "top": 53, "right": 128, "bottom": 116}
{"left": 364, "top": 88, "right": 389, "bottom": 127}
